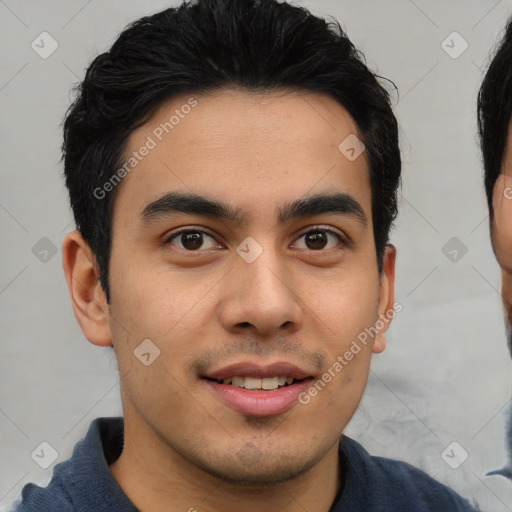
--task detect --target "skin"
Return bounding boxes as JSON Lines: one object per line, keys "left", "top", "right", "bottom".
{"left": 62, "top": 88, "right": 396, "bottom": 512}
{"left": 491, "top": 118, "right": 512, "bottom": 354}
{"left": 488, "top": 119, "right": 512, "bottom": 479}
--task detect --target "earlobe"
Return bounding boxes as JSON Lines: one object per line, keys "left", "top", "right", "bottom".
{"left": 373, "top": 333, "right": 386, "bottom": 354}
{"left": 372, "top": 244, "right": 397, "bottom": 354}
{"left": 62, "top": 231, "right": 113, "bottom": 347}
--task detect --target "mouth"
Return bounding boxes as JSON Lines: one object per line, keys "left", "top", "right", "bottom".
{"left": 204, "top": 375, "right": 303, "bottom": 390}
{"left": 201, "top": 362, "right": 315, "bottom": 416}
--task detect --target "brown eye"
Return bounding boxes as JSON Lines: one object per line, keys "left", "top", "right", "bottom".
{"left": 294, "top": 228, "right": 343, "bottom": 251}
{"left": 305, "top": 231, "right": 328, "bottom": 250}
{"left": 165, "top": 230, "right": 219, "bottom": 251}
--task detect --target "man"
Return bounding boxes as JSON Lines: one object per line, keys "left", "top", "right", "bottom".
{"left": 12, "top": 0, "right": 475, "bottom": 510}
{"left": 477, "top": 16, "right": 512, "bottom": 480}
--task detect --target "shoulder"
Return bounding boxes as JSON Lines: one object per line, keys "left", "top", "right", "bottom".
{"left": 8, "top": 472, "right": 75, "bottom": 512}
{"left": 339, "top": 436, "right": 477, "bottom": 511}
{"left": 9, "top": 417, "right": 124, "bottom": 512}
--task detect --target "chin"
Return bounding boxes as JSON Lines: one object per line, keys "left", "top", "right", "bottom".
{"left": 186, "top": 441, "right": 324, "bottom": 488}
{"left": 199, "top": 456, "right": 317, "bottom": 487}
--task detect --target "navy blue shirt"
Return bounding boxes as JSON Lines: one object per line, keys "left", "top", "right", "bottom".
{"left": 11, "top": 417, "right": 477, "bottom": 511}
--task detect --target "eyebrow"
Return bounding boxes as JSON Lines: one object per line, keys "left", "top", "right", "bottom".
{"left": 139, "top": 191, "right": 367, "bottom": 227}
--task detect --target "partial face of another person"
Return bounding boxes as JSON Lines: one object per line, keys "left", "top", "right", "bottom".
{"left": 492, "top": 120, "right": 512, "bottom": 353}
{"left": 75, "top": 88, "right": 396, "bottom": 484}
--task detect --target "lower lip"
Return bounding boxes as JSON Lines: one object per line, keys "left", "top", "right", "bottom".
{"left": 203, "top": 379, "right": 314, "bottom": 416}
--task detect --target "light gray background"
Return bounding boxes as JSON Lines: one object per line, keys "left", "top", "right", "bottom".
{"left": 1, "top": 0, "right": 512, "bottom": 510}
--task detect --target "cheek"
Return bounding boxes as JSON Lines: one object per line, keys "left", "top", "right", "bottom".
{"left": 492, "top": 175, "right": 512, "bottom": 271}
{"left": 109, "top": 248, "right": 208, "bottom": 339}
{"left": 306, "top": 344, "right": 373, "bottom": 434}
{"left": 107, "top": 257, "right": 220, "bottom": 390}
{"left": 502, "top": 275, "right": 512, "bottom": 316}
{"left": 308, "top": 270, "right": 380, "bottom": 352}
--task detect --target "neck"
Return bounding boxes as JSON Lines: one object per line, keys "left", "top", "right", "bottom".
{"left": 109, "top": 412, "right": 342, "bottom": 512}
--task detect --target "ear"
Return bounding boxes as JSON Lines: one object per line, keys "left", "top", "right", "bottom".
{"left": 372, "top": 244, "right": 397, "bottom": 354}
{"left": 62, "top": 230, "right": 113, "bottom": 347}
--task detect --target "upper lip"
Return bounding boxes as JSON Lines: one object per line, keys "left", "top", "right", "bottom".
{"left": 203, "top": 362, "right": 313, "bottom": 381}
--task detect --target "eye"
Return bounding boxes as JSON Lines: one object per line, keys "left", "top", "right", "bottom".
{"left": 163, "top": 225, "right": 345, "bottom": 254}
{"left": 293, "top": 227, "right": 344, "bottom": 251}
{"left": 164, "top": 229, "right": 221, "bottom": 252}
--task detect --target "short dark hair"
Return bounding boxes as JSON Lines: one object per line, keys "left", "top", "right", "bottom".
{"left": 63, "top": 0, "right": 401, "bottom": 303}
{"left": 478, "top": 16, "right": 512, "bottom": 217}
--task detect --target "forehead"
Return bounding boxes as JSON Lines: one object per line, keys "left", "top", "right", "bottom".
{"left": 112, "top": 88, "right": 372, "bottom": 226}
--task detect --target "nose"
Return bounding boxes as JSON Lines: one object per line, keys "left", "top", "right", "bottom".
{"left": 218, "top": 243, "right": 303, "bottom": 339}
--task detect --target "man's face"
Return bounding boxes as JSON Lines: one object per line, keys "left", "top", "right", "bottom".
{"left": 104, "top": 88, "right": 395, "bottom": 484}
{"left": 491, "top": 119, "right": 512, "bottom": 354}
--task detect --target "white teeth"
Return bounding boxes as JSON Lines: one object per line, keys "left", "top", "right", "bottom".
{"left": 244, "top": 377, "right": 262, "bottom": 390}
{"left": 232, "top": 376, "right": 244, "bottom": 387}
{"left": 219, "top": 375, "right": 295, "bottom": 390}
{"left": 261, "top": 377, "right": 279, "bottom": 390}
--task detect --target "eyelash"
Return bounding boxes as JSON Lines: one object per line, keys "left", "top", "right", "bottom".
{"left": 163, "top": 225, "right": 346, "bottom": 253}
